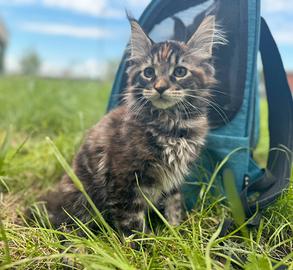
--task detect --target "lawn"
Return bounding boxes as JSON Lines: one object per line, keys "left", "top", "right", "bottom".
{"left": 0, "top": 76, "right": 292, "bottom": 269}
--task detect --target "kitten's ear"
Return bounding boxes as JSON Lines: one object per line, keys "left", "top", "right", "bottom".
{"left": 186, "top": 15, "right": 224, "bottom": 59}
{"left": 127, "top": 15, "right": 152, "bottom": 59}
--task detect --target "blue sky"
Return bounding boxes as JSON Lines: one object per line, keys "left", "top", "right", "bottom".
{"left": 0, "top": 0, "right": 292, "bottom": 78}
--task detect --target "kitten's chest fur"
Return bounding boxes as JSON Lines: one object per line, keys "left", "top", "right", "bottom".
{"left": 153, "top": 136, "right": 198, "bottom": 192}
{"left": 142, "top": 113, "right": 206, "bottom": 195}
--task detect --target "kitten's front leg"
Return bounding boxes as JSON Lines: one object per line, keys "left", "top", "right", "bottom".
{"left": 163, "top": 189, "right": 184, "bottom": 226}
{"left": 111, "top": 201, "right": 147, "bottom": 249}
{"left": 109, "top": 189, "right": 147, "bottom": 239}
{"left": 115, "top": 208, "right": 146, "bottom": 237}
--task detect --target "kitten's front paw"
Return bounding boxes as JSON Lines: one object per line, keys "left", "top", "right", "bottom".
{"left": 123, "top": 227, "right": 152, "bottom": 250}
{"left": 164, "top": 191, "right": 184, "bottom": 226}
{"left": 165, "top": 209, "right": 183, "bottom": 226}
{"left": 123, "top": 234, "right": 140, "bottom": 250}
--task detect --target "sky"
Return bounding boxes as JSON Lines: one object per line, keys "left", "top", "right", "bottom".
{"left": 0, "top": 0, "right": 292, "bottom": 78}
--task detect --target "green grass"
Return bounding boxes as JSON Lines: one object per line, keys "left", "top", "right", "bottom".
{"left": 0, "top": 76, "right": 292, "bottom": 269}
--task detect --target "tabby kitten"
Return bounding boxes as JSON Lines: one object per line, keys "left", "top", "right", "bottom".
{"left": 38, "top": 15, "right": 223, "bottom": 239}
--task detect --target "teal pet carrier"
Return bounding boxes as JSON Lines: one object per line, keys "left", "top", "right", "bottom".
{"left": 108, "top": 0, "right": 293, "bottom": 221}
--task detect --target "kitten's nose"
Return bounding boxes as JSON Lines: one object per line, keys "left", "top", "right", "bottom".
{"left": 154, "top": 79, "right": 169, "bottom": 94}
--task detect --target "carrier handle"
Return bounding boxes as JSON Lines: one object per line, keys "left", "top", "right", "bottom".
{"left": 240, "top": 17, "right": 293, "bottom": 217}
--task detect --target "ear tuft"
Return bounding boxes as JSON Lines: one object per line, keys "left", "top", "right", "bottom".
{"left": 186, "top": 15, "right": 226, "bottom": 59}
{"left": 127, "top": 13, "right": 152, "bottom": 60}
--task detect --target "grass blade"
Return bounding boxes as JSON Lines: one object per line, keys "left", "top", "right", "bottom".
{"left": 0, "top": 126, "right": 12, "bottom": 174}
{"left": 0, "top": 217, "right": 11, "bottom": 265}
{"left": 222, "top": 169, "right": 249, "bottom": 238}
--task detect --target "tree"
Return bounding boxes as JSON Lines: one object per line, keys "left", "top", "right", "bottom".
{"left": 20, "top": 50, "right": 41, "bottom": 75}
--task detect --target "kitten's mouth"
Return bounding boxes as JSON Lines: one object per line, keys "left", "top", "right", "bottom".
{"left": 143, "top": 89, "right": 180, "bottom": 109}
{"left": 150, "top": 95, "right": 177, "bottom": 109}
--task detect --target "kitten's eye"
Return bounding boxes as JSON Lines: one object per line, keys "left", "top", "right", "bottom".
{"left": 173, "top": 66, "right": 187, "bottom": 78}
{"left": 143, "top": 67, "right": 155, "bottom": 78}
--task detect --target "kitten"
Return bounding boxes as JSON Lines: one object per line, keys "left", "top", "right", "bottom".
{"left": 34, "top": 15, "right": 223, "bottom": 239}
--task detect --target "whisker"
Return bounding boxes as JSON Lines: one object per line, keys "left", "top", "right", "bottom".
{"left": 182, "top": 99, "right": 204, "bottom": 117}
{"left": 125, "top": 96, "right": 145, "bottom": 118}
{"left": 186, "top": 89, "right": 228, "bottom": 96}
{"left": 134, "top": 99, "right": 149, "bottom": 120}
{"left": 184, "top": 94, "right": 229, "bottom": 124}
{"left": 131, "top": 87, "right": 151, "bottom": 91}
{"left": 178, "top": 101, "right": 191, "bottom": 120}
{"left": 180, "top": 100, "right": 198, "bottom": 119}
{"left": 186, "top": 94, "right": 228, "bottom": 123}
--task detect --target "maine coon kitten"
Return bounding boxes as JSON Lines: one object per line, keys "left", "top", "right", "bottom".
{"left": 36, "top": 15, "right": 224, "bottom": 239}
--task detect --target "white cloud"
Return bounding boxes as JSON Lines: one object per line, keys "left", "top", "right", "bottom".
{"left": 261, "top": 16, "right": 293, "bottom": 46}
{"left": 0, "top": 0, "right": 36, "bottom": 5}
{"left": 4, "top": 54, "right": 106, "bottom": 78}
{"left": 39, "top": 58, "right": 106, "bottom": 79}
{"left": 274, "top": 30, "right": 293, "bottom": 45}
{"left": 0, "top": 0, "right": 150, "bottom": 18}
{"left": 39, "top": 60, "right": 64, "bottom": 77}
{"left": 42, "top": 0, "right": 123, "bottom": 18}
{"left": 262, "top": 0, "right": 293, "bottom": 13}
{"left": 70, "top": 58, "right": 107, "bottom": 78}
{"left": 4, "top": 55, "right": 21, "bottom": 73}
{"left": 42, "top": 0, "right": 151, "bottom": 19}
{"left": 21, "top": 22, "right": 111, "bottom": 39}
{"left": 125, "top": 0, "right": 150, "bottom": 8}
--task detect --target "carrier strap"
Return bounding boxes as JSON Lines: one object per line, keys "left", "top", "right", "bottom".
{"left": 240, "top": 18, "right": 293, "bottom": 217}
